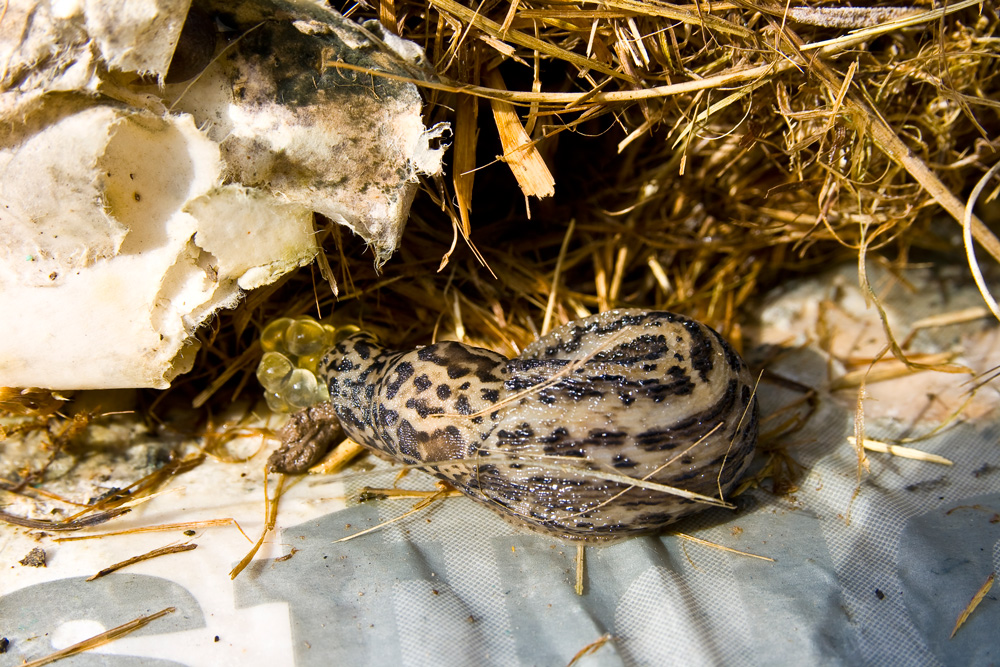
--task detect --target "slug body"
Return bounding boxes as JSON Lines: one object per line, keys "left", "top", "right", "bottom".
{"left": 318, "top": 309, "right": 757, "bottom": 542}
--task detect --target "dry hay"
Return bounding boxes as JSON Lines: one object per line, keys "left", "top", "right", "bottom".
{"left": 184, "top": 0, "right": 1000, "bottom": 406}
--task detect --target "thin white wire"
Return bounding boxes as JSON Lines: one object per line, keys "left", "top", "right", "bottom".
{"left": 962, "top": 159, "right": 1000, "bottom": 322}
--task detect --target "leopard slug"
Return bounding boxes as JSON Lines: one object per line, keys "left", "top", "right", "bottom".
{"left": 317, "top": 309, "right": 758, "bottom": 542}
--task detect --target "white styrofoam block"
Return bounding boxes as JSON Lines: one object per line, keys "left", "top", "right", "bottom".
{"left": 0, "top": 1, "right": 447, "bottom": 390}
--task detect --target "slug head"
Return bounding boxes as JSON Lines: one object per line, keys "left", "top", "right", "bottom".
{"left": 317, "top": 333, "right": 508, "bottom": 468}
{"left": 318, "top": 332, "right": 387, "bottom": 446}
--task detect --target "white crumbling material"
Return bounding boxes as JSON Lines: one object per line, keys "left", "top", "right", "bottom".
{"left": 0, "top": 0, "right": 447, "bottom": 389}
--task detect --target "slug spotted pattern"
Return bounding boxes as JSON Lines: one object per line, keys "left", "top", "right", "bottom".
{"left": 316, "top": 309, "right": 757, "bottom": 541}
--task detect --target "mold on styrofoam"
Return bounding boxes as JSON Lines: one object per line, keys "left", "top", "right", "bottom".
{"left": 0, "top": 0, "right": 447, "bottom": 390}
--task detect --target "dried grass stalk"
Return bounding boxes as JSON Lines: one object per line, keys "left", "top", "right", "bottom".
{"left": 485, "top": 68, "right": 555, "bottom": 199}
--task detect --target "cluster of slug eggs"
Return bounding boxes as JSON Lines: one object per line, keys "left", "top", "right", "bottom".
{"left": 255, "top": 316, "right": 359, "bottom": 412}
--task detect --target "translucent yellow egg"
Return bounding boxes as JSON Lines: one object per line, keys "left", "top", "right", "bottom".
{"left": 283, "top": 368, "right": 319, "bottom": 408}
{"left": 264, "top": 390, "right": 290, "bottom": 413}
{"left": 260, "top": 317, "right": 295, "bottom": 353}
{"left": 298, "top": 351, "right": 323, "bottom": 374}
{"left": 286, "top": 318, "right": 328, "bottom": 356}
{"left": 259, "top": 315, "right": 353, "bottom": 411}
{"left": 257, "top": 351, "right": 294, "bottom": 391}
{"left": 315, "top": 382, "right": 330, "bottom": 403}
